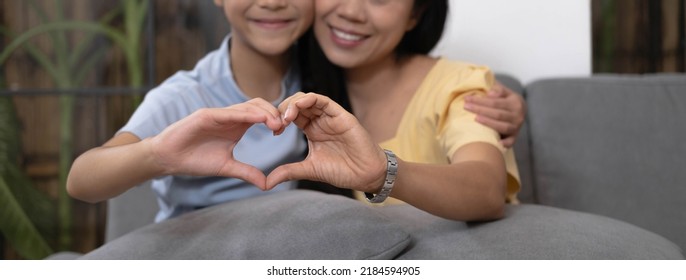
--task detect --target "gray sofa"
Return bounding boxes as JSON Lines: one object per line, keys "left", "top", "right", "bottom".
{"left": 49, "top": 74, "right": 686, "bottom": 260}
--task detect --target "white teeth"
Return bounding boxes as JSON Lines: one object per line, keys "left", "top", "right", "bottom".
{"left": 332, "top": 28, "right": 363, "bottom": 41}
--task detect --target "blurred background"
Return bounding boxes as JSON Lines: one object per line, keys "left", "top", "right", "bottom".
{"left": 0, "top": 0, "right": 684, "bottom": 259}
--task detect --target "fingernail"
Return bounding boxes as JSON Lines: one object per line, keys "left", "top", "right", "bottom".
{"left": 282, "top": 106, "right": 291, "bottom": 123}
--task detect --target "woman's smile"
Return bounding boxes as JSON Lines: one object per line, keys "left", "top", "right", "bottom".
{"left": 330, "top": 26, "right": 367, "bottom": 47}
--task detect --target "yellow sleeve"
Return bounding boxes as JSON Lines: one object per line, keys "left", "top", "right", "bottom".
{"left": 433, "top": 64, "right": 521, "bottom": 203}
{"left": 435, "top": 67, "right": 505, "bottom": 159}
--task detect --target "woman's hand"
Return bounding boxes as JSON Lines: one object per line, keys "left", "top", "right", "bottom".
{"left": 464, "top": 81, "right": 526, "bottom": 148}
{"left": 150, "top": 98, "right": 284, "bottom": 189}
{"left": 266, "top": 92, "right": 387, "bottom": 192}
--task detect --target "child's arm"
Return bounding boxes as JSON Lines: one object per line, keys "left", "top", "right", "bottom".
{"left": 67, "top": 98, "right": 284, "bottom": 203}
{"left": 66, "top": 132, "right": 161, "bottom": 203}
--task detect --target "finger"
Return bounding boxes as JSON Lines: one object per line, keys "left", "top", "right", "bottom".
{"left": 283, "top": 94, "right": 316, "bottom": 122}
{"left": 289, "top": 94, "right": 336, "bottom": 129}
{"left": 226, "top": 103, "right": 284, "bottom": 132}
{"left": 488, "top": 84, "right": 527, "bottom": 120}
{"left": 500, "top": 136, "right": 517, "bottom": 148}
{"left": 488, "top": 82, "right": 507, "bottom": 98}
{"left": 465, "top": 95, "right": 509, "bottom": 110}
{"left": 280, "top": 97, "right": 314, "bottom": 129}
{"left": 217, "top": 160, "right": 268, "bottom": 190}
{"left": 197, "top": 107, "right": 269, "bottom": 129}
{"left": 466, "top": 103, "right": 513, "bottom": 123}
{"left": 283, "top": 93, "right": 349, "bottom": 129}
{"left": 278, "top": 92, "right": 306, "bottom": 112}
{"left": 475, "top": 114, "right": 517, "bottom": 137}
{"left": 280, "top": 94, "right": 320, "bottom": 128}
{"left": 293, "top": 93, "right": 349, "bottom": 122}
{"left": 265, "top": 162, "right": 313, "bottom": 190}
{"left": 278, "top": 92, "right": 307, "bottom": 123}
{"left": 246, "top": 98, "right": 282, "bottom": 123}
{"left": 240, "top": 101, "right": 284, "bottom": 131}
{"left": 293, "top": 102, "right": 318, "bottom": 120}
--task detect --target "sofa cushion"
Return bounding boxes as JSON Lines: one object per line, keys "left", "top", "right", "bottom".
{"left": 80, "top": 190, "right": 411, "bottom": 260}
{"left": 525, "top": 75, "right": 686, "bottom": 250}
{"left": 379, "top": 204, "right": 683, "bottom": 259}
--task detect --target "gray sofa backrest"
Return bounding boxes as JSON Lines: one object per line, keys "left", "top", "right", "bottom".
{"left": 524, "top": 74, "right": 686, "bottom": 249}
{"left": 105, "top": 182, "right": 157, "bottom": 242}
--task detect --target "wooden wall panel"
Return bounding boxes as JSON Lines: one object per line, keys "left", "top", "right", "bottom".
{"left": 593, "top": 0, "right": 685, "bottom": 73}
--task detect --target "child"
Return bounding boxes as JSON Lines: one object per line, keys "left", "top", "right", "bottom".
{"left": 67, "top": 0, "right": 314, "bottom": 222}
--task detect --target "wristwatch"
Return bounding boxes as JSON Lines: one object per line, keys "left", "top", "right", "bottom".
{"left": 365, "top": 150, "right": 398, "bottom": 203}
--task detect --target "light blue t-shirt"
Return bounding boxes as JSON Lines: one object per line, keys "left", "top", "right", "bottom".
{"left": 119, "top": 35, "right": 306, "bottom": 222}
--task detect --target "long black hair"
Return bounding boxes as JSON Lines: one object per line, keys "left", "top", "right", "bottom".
{"left": 298, "top": 0, "right": 449, "bottom": 113}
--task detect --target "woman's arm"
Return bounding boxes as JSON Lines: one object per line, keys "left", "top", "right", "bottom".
{"left": 268, "top": 93, "right": 507, "bottom": 221}
{"left": 390, "top": 143, "right": 506, "bottom": 221}
{"left": 67, "top": 98, "right": 284, "bottom": 203}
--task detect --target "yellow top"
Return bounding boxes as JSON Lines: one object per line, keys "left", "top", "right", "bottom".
{"left": 355, "top": 58, "right": 521, "bottom": 204}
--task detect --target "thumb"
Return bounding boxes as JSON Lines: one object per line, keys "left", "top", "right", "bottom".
{"left": 217, "top": 161, "right": 267, "bottom": 190}
{"left": 266, "top": 161, "right": 314, "bottom": 190}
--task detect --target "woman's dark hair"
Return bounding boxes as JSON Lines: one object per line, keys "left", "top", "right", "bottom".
{"left": 299, "top": 0, "right": 449, "bottom": 113}
{"left": 398, "top": 0, "right": 449, "bottom": 57}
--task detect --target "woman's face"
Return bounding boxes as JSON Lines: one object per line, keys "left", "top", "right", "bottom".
{"left": 215, "top": 0, "right": 314, "bottom": 56}
{"left": 314, "top": 0, "right": 418, "bottom": 69}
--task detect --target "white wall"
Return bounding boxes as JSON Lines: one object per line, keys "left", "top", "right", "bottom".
{"left": 431, "top": 0, "right": 591, "bottom": 85}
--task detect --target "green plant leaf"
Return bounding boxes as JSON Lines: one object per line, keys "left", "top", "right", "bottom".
{"left": 4, "top": 164, "right": 57, "bottom": 241}
{"left": 0, "top": 97, "right": 20, "bottom": 171}
{"left": 0, "top": 97, "right": 55, "bottom": 258}
{"left": 0, "top": 21, "right": 128, "bottom": 66}
{"left": 0, "top": 177, "right": 54, "bottom": 259}
{"left": 0, "top": 98, "right": 55, "bottom": 226}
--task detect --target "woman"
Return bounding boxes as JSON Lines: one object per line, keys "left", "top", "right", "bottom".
{"left": 268, "top": 0, "right": 519, "bottom": 221}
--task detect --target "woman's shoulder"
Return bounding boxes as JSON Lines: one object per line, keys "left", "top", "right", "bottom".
{"left": 430, "top": 58, "right": 493, "bottom": 81}
{"left": 416, "top": 57, "right": 494, "bottom": 97}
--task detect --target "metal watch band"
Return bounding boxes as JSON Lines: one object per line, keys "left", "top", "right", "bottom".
{"left": 365, "top": 150, "right": 398, "bottom": 204}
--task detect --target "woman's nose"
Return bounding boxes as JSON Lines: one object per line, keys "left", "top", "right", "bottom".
{"left": 335, "top": 0, "right": 366, "bottom": 23}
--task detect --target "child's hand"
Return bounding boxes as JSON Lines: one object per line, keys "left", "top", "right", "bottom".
{"left": 150, "top": 98, "right": 284, "bottom": 189}
{"left": 266, "top": 93, "right": 387, "bottom": 193}
{"left": 464, "top": 81, "right": 526, "bottom": 148}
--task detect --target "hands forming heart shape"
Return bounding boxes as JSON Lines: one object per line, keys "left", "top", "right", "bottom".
{"left": 149, "top": 92, "right": 388, "bottom": 194}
